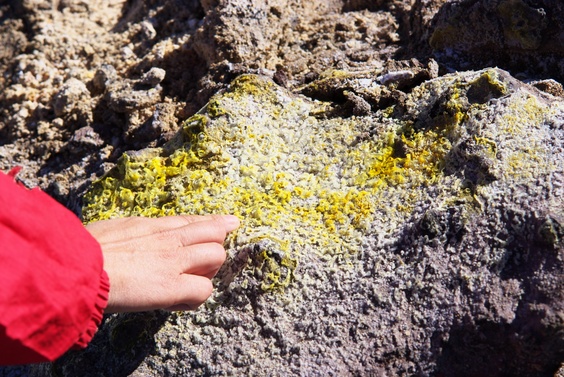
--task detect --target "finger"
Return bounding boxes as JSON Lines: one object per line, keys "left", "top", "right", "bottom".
{"left": 88, "top": 214, "right": 239, "bottom": 244}
{"left": 155, "top": 216, "right": 235, "bottom": 248}
{"left": 181, "top": 242, "right": 227, "bottom": 277}
{"left": 86, "top": 216, "right": 203, "bottom": 243}
{"left": 166, "top": 274, "right": 214, "bottom": 311}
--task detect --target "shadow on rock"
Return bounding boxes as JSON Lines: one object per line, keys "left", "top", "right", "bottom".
{"left": 409, "top": 0, "right": 564, "bottom": 82}
{"left": 435, "top": 315, "right": 563, "bottom": 377}
{"left": 48, "top": 311, "right": 170, "bottom": 377}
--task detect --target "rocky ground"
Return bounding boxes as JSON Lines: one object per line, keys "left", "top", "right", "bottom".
{"left": 0, "top": 0, "right": 563, "bottom": 376}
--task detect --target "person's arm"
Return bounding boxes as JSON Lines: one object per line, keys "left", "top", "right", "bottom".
{"left": 0, "top": 171, "right": 109, "bottom": 365}
{"left": 0, "top": 171, "right": 239, "bottom": 366}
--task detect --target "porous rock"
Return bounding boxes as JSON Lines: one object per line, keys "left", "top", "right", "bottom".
{"left": 0, "top": 0, "right": 562, "bottom": 375}
{"left": 420, "top": 0, "right": 564, "bottom": 81}
{"left": 70, "top": 68, "right": 563, "bottom": 376}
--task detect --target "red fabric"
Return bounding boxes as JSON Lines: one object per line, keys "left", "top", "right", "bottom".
{"left": 0, "top": 172, "right": 109, "bottom": 365}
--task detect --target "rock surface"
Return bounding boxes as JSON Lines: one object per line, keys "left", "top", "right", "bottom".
{"left": 0, "top": 0, "right": 562, "bottom": 376}
{"left": 77, "top": 68, "right": 564, "bottom": 377}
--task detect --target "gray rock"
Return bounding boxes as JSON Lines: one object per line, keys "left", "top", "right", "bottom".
{"left": 92, "top": 64, "right": 118, "bottom": 92}
{"left": 104, "top": 81, "right": 162, "bottom": 113}
{"left": 140, "top": 67, "right": 166, "bottom": 87}
{"left": 52, "top": 78, "right": 90, "bottom": 118}
{"left": 73, "top": 69, "right": 563, "bottom": 376}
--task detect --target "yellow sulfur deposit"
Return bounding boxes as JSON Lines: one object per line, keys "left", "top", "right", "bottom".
{"left": 83, "top": 71, "right": 517, "bottom": 291}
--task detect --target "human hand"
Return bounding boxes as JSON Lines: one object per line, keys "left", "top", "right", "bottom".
{"left": 85, "top": 215, "right": 240, "bottom": 313}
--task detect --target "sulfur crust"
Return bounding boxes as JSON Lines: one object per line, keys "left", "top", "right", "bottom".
{"left": 83, "top": 70, "right": 551, "bottom": 291}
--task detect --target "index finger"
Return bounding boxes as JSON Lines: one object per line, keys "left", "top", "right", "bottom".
{"left": 154, "top": 215, "right": 238, "bottom": 248}
{"left": 86, "top": 214, "right": 239, "bottom": 244}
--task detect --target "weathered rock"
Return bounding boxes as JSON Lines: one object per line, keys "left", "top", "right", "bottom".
{"left": 0, "top": 0, "right": 562, "bottom": 376}
{"left": 73, "top": 68, "right": 564, "bottom": 376}
{"left": 0, "top": 17, "right": 27, "bottom": 66}
{"left": 140, "top": 67, "right": 166, "bottom": 87}
{"left": 92, "top": 64, "right": 118, "bottom": 93}
{"left": 418, "top": 0, "right": 564, "bottom": 81}
{"left": 52, "top": 78, "right": 92, "bottom": 127}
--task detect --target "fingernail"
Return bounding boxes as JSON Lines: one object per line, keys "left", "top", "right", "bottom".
{"left": 222, "top": 215, "right": 240, "bottom": 230}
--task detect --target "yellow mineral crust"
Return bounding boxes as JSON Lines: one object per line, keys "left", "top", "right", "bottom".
{"left": 83, "top": 70, "right": 545, "bottom": 291}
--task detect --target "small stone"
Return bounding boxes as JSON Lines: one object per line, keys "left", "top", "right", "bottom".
{"left": 140, "top": 67, "right": 166, "bottom": 86}
{"left": 92, "top": 64, "right": 117, "bottom": 92}
{"left": 68, "top": 125, "right": 104, "bottom": 153}
{"left": 52, "top": 78, "right": 89, "bottom": 117}
{"left": 140, "top": 20, "right": 157, "bottom": 40}
{"left": 530, "top": 79, "right": 564, "bottom": 98}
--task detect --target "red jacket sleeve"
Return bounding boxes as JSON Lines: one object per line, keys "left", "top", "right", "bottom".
{"left": 0, "top": 171, "right": 109, "bottom": 365}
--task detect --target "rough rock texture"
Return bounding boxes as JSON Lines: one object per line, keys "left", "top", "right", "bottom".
{"left": 409, "top": 0, "right": 564, "bottom": 81}
{"left": 0, "top": 0, "right": 563, "bottom": 376}
{"left": 58, "top": 70, "right": 564, "bottom": 376}
{"left": 2, "top": 0, "right": 563, "bottom": 209}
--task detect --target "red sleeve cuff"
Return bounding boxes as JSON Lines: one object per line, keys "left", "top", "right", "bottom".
{"left": 72, "top": 269, "right": 110, "bottom": 349}
{"left": 0, "top": 171, "right": 111, "bottom": 364}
